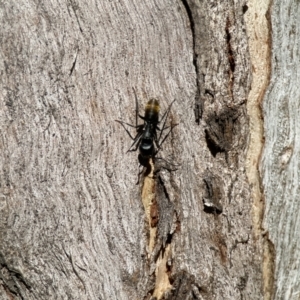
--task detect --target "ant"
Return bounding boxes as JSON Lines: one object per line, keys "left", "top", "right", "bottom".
{"left": 116, "top": 89, "right": 178, "bottom": 184}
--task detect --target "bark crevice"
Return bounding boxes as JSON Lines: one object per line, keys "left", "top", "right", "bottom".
{"left": 180, "top": 0, "right": 202, "bottom": 123}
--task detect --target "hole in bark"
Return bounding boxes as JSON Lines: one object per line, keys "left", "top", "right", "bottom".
{"left": 203, "top": 205, "right": 222, "bottom": 215}
{"left": 205, "top": 129, "right": 223, "bottom": 157}
{"left": 204, "top": 107, "right": 240, "bottom": 156}
{"left": 166, "top": 233, "right": 173, "bottom": 244}
{"left": 242, "top": 5, "right": 248, "bottom": 14}
{"left": 202, "top": 172, "right": 223, "bottom": 214}
{"left": 205, "top": 89, "right": 215, "bottom": 99}
{"left": 225, "top": 18, "right": 235, "bottom": 74}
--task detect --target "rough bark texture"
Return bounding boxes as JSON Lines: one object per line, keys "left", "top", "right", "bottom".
{"left": 0, "top": 0, "right": 291, "bottom": 299}
{"left": 261, "top": 1, "right": 300, "bottom": 299}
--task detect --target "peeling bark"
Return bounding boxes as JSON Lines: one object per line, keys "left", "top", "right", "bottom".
{"left": 245, "top": 1, "right": 274, "bottom": 299}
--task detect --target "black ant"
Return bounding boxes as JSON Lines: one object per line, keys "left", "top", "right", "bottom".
{"left": 116, "top": 89, "right": 178, "bottom": 184}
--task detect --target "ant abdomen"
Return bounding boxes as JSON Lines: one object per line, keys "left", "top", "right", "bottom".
{"left": 144, "top": 99, "right": 160, "bottom": 124}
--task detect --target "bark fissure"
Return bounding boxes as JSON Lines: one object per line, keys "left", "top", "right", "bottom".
{"left": 225, "top": 17, "right": 235, "bottom": 99}
{"left": 68, "top": 1, "right": 83, "bottom": 33}
{"left": 262, "top": 232, "right": 275, "bottom": 300}
{"left": 0, "top": 253, "right": 31, "bottom": 300}
{"left": 202, "top": 173, "right": 223, "bottom": 214}
{"left": 151, "top": 221, "right": 180, "bottom": 300}
{"left": 157, "top": 176, "right": 170, "bottom": 203}
{"left": 225, "top": 18, "right": 236, "bottom": 74}
{"left": 165, "top": 270, "right": 204, "bottom": 300}
{"left": 260, "top": 2, "right": 276, "bottom": 291}
{"left": 69, "top": 50, "right": 78, "bottom": 76}
{"left": 143, "top": 173, "right": 181, "bottom": 299}
{"left": 245, "top": 0, "right": 274, "bottom": 299}
{"left": 204, "top": 107, "right": 239, "bottom": 157}
{"left": 180, "top": 0, "right": 202, "bottom": 123}
{"left": 141, "top": 160, "right": 157, "bottom": 254}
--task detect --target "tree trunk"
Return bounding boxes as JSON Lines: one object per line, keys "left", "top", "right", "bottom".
{"left": 260, "top": 0, "right": 300, "bottom": 299}
{"left": 0, "top": 0, "right": 296, "bottom": 299}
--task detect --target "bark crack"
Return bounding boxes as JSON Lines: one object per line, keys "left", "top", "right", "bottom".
{"left": 142, "top": 174, "right": 181, "bottom": 300}
{"left": 141, "top": 159, "right": 157, "bottom": 254}
{"left": 244, "top": 0, "right": 274, "bottom": 298}
{"left": 69, "top": 49, "right": 79, "bottom": 76}
{"left": 225, "top": 17, "right": 235, "bottom": 98}
{"left": 67, "top": 1, "right": 83, "bottom": 33}
{"left": 181, "top": 0, "right": 202, "bottom": 123}
{"left": 157, "top": 175, "right": 170, "bottom": 202}
{"left": 151, "top": 207, "right": 181, "bottom": 300}
{"left": 0, "top": 252, "right": 31, "bottom": 300}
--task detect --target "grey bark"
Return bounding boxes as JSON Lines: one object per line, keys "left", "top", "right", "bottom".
{"left": 0, "top": 0, "right": 293, "bottom": 299}
{"left": 261, "top": 0, "right": 300, "bottom": 299}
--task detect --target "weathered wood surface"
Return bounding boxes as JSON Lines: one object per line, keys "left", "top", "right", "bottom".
{"left": 261, "top": 0, "right": 300, "bottom": 299}
{"left": 245, "top": 1, "right": 274, "bottom": 299}
{"left": 0, "top": 0, "right": 282, "bottom": 299}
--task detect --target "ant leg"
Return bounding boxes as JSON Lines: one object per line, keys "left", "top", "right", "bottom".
{"left": 155, "top": 123, "right": 178, "bottom": 155}
{"left": 158, "top": 123, "right": 178, "bottom": 146}
{"left": 136, "top": 156, "right": 153, "bottom": 184}
{"left": 116, "top": 120, "right": 143, "bottom": 151}
{"left": 155, "top": 156, "right": 180, "bottom": 168}
{"left": 153, "top": 159, "right": 178, "bottom": 177}
{"left": 159, "top": 100, "right": 176, "bottom": 123}
{"left": 115, "top": 120, "right": 142, "bottom": 140}
{"left": 154, "top": 138, "right": 160, "bottom": 151}
{"left": 116, "top": 120, "right": 140, "bottom": 129}
{"left": 132, "top": 87, "right": 139, "bottom": 127}
{"left": 157, "top": 100, "right": 176, "bottom": 142}
{"left": 128, "top": 134, "right": 142, "bottom": 152}
{"left": 156, "top": 124, "right": 173, "bottom": 133}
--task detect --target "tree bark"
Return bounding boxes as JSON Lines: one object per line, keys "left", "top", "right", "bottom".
{"left": 260, "top": 1, "right": 300, "bottom": 299}
{"left": 0, "top": 0, "right": 296, "bottom": 299}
